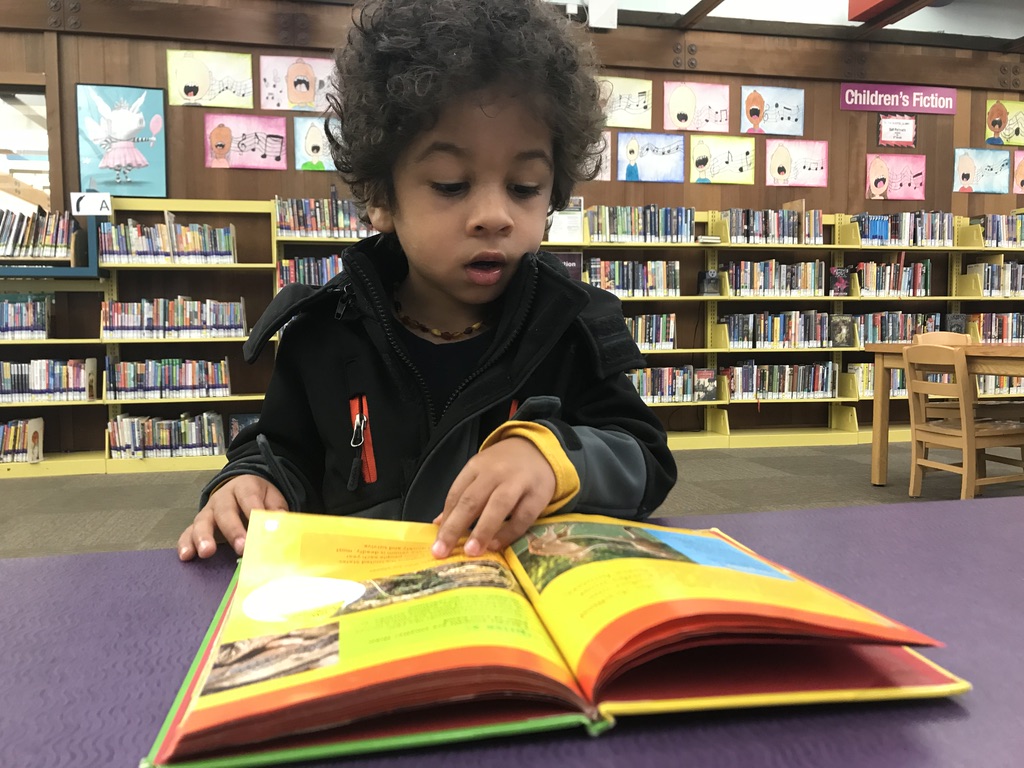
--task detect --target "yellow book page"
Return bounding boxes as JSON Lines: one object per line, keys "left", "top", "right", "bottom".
{"left": 183, "top": 510, "right": 582, "bottom": 733}
{"left": 504, "top": 514, "right": 933, "bottom": 698}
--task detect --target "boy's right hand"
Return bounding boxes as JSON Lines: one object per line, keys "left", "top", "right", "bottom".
{"left": 178, "top": 475, "right": 288, "bottom": 561}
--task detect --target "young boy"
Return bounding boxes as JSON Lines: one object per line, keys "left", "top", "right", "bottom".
{"left": 178, "top": 0, "right": 677, "bottom": 562}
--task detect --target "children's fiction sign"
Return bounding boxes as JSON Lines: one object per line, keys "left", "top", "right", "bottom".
{"left": 840, "top": 83, "right": 957, "bottom": 115}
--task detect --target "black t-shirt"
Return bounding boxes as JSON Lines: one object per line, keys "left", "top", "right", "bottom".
{"left": 395, "top": 324, "right": 495, "bottom": 416}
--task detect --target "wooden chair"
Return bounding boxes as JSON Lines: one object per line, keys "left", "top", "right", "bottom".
{"left": 905, "top": 343, "right": 1024, "bottom": 499}
{"left": 912, "top": 331, "right": 1024, "bottom": 421}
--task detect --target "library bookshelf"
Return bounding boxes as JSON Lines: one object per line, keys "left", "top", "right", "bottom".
{"left": 4, "top": 198, "right": 1022, "bottom": 477}
{"left": 0, "top": 198, "right": 277, "bottom": 478}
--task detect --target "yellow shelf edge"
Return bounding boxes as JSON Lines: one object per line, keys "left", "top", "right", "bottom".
{"left": 0, "top": 451, "right": 108, "bottom": 478}
{"left": 105, "top": 454, "right": 228, "bottom": 473}
{"left": 111, "top": 198, "right": 275, "bottom": 214}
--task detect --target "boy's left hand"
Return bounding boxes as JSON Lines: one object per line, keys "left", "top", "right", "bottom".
{"left": 432, "top": 436, "right": 555, "bottom": 558}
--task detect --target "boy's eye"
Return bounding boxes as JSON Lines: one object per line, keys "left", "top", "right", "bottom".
{"left": 510, "top": 184, "right": 542, "bottom": 198}
{"left": 430, "top": 182, "right": 466, "bottom": 196}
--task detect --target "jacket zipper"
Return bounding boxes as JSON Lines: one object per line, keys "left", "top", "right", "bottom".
{"left": 347, "top": 259, "right": 438, "bottom": 424}
{"left": 347, "top": 394, "right": 377, "bottom": 490}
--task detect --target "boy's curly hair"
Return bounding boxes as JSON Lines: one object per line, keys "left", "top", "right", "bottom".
{"left": 327, "top": 0, "right": 606, "bottom": 215}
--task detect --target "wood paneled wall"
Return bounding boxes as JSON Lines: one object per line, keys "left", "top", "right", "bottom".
{"left": 1, "top": 2, "right": 1021, "bottom": 216}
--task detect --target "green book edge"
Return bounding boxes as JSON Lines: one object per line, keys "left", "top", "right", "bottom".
{"left": 140, "top": 563, "right": 608, "bottom": 768}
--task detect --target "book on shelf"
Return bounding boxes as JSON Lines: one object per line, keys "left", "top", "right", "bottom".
{"left": 0, "top": 416, "right": 44, "bottom": 463}
{"left": 829, "top": 314, "right": 856, "bottom": 348}
{"left": 546, "top": 196, "right": 585, "bottom": 244}
{"left": 944, "top": 313, "right": 968, "bottom": 335}
{"left": 145, "top": 510, "right": 968, "bottom": 767}
{"left": 697, "top": 269, "right": 721, "bottom": 296}
{"left": 829, "top": 266, "right": 850, "bottom": 297}
{"left": 697, "top": 234, "right": 721, "bottom": 244}
{"left": 693, "top": 368, "right": 718, "bottom": 401}
{"left": 228, "top": 413, "right": 260, "bottom": 442}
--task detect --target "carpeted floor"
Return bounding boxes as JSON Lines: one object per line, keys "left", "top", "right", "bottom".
{"left": 3, "top": 442, "right": 1022, "bottom": 559}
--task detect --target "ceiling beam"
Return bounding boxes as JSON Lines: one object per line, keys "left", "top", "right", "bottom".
{"left": 851, "top": 0, "right": 935, "bottom": 40}
{"left": 1004, "top": 35, "right": 1024, "bottom": 54}
{"left": 673, "top": 0, "right": 726, "bottom": 31}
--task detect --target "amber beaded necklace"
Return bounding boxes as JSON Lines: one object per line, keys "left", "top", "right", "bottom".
{"left": 393, "top": 300, "right": 485, "bottom": 341}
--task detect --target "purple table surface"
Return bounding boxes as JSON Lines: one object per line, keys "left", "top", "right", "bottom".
{"left": 3, "top": 497, "right": 1023, "bottom": 768}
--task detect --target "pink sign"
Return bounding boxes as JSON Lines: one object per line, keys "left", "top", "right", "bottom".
{"left": 840, "top": 82, "right": 957, "bottom": 115}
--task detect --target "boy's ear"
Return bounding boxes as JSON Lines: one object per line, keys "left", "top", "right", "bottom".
{"left": 366, "top": 204, "right": 395, "bottom": 233}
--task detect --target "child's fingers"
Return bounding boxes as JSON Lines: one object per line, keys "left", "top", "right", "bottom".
{"left": 433, "top": 472, "right": 497, "bottom": 558}
{"left": 462, "top": 486, "right": 527, "bottom": 557}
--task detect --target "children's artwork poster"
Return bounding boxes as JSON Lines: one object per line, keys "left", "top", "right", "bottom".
{"left": 690, "top": 135, "right": 755, "bottom": 185}
{"left": 204, "top": 113, "right": 287, "bottom": 170}
{"left": 740, "top": 86, "right": 803, "bottom": 136}
{"left": 877, "top": 114, "right": 916, "bottom": 148}
{"left": 1014, "top": 151, "right": 1024, "bottom": 195}
{"left": 617, "top": 133, "right": 685, "bottom": 183}
{"left": 294, "top": 117, "right": 337, "bottom": 171}
{"left": 984, "top": 100, "right": 1024, "bottom": 146}
{"left": 597, "top": 76, "right": 652, "bottom": 129}
{"left": 765, "top": 140, "right": 827, "bottom": 188}
{"left": 865, "top": 154, "right": 925, "bottom": 201}
{"left": 259, "top": 55, "right": 333, "bottom": 112}
{"left": 167, "top": 50, "right": 253, "bottom": 108}
{"left": 596, "top": 131, "right": 612, "bottom": 181}
{"left": 76, "top": 84, "right": 166, "bottom": 197}
{"left": 953, "top": 148, "right": 1010, "bottom": 194}
{"left": 663, "top": 82, "right": 729, "bottom": 133}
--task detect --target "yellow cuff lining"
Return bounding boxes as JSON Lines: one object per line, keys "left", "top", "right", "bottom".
{"left": 479, "top": 420, "right": 581, "bottom": 515}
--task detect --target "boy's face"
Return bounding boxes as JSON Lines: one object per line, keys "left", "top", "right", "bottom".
{"left": 368, "top": 89, "right": 554, "bottom": 317}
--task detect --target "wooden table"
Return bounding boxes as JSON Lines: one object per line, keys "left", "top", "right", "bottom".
{"left": 865, "top": 342, "right": 1024, "bottom": 485}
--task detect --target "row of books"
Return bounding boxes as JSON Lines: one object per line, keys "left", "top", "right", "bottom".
{"left": 724, "top": 360, "right": 838, "bottom": 401}
{"left": 719, "top": 312, "right": 855, "bottom": 349}
{"left": 717, "top": 208, "right": 817, "bottom": 245}
{"left": 97, "top": 214, "right": 237, "bottom": 264}
{"left": 583, "top": 259, "right": 682, "bottom": 297}
{"left": 628, "top": 366, "right": 719, "bottom": 404}
{"left": 0, "top": 295, "right": 51, "bottom": 339}
{"left": 107, "top": 411, "right": 227, "bottom": 460}
{"left": 969, "top": 213, "right": 1024, "bottom": 249}
{"left": 624, "top": 314, "right": 678, "bottom": 350}
{"left": 0, "top": 358, "right": 98, "bottom": 403}
{"left": 846, "top": 363, "right": 906, "bottom": 398}
{"left": 963, "top": 261, "right": 1024, "bottom": 297}
{"left": 719, "top": 259, "right": 828, "bottom": 296}
{"left": 276, "top": 254, "right": 344, "bottom": 288}
{"left": 1, "top": 417, "right": 44, "bottom": 463}
{"left": 851, "top": 258, "right": 933, "bottom": 297}
{"left": 971, "top": 312, "right": 1024, "bottom": 344}
{"left": 99, "top": 297, "right": 247, "bottom": 338}
{"left": 0, "top": 209, "right": 74, "bottom": 260}
{"left": 274, "top": 188, "right": 376, "bottom": 239}
{"left": 583, "top": 205, "right": 698, "bottom": 243}
{"left": 856, "top": 312, "right": 942, "bottom": 345}
{"left": 848, "top": 211, "right": 955, "bottom": 247}
{"left": 104, "top": 357, "right": 232, "bottom": 400}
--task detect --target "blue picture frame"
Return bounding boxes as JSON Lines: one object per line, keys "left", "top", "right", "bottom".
{"left": 76, "top": 83, "right": 167, "bottom": 197}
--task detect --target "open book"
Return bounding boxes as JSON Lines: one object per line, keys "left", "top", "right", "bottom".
{"left": 145, "top": 511, "right": 968, "bottom": 767}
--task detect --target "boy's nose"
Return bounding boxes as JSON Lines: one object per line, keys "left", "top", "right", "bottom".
{"left": 467, "top": 187, "right": 514, "bottom": 234}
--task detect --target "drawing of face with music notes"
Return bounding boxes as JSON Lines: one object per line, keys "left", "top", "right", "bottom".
{"left": 616, "top": 132, "right": 686, "bottom": 183}
{"left": 690, "top": 135, "right": 755, "bottom": 185}
{"left": 663, "top": 82, "right": 729, "bottom": 133}
{"left": 984, "top": 99, "right": 1024, "bottom": 146}
{"left": 954, "top": 148, "right": 1010, "bottom": 194}
{"left": 741, "top": 86, "right": 804, "bottom": 137}
{"left": 766, "top": 139, "right": 827, "bottom": 188}
{"left": 866, "top": 153, "right": 925, "bottom": 201}
{"left": 598, "top": 76, "right": 653, "bottom": 129}
{"left": 204, "top": 113, "right": 288, "bottom": 170}
{"left": 1014, "top": 152, "right": 1024, "bottom": 194}
{"left": 167, "top": 50, "right": 254, "bottom": 109}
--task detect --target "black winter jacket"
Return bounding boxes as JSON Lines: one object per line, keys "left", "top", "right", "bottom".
{"left": 200, "top": 235, "right": 677, "bottom": 522}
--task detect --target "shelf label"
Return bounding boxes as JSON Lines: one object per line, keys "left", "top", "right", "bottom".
{"left": 70, "top": 192, "right": 112, "bottom": 216}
